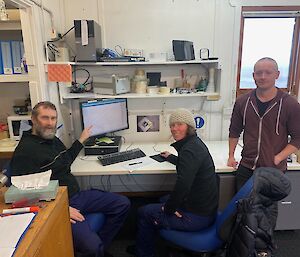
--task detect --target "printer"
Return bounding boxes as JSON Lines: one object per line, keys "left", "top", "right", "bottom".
{"left": 93, "top": 75, "right": 131, "bottom": 95}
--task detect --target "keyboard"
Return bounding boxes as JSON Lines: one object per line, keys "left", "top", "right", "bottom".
{"left": 97, "top": 148, "right": 146, "bottom": 166}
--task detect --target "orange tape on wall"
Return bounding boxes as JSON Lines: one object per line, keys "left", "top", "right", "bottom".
{"left": 48, "top": 64, "right": 72, "bottom": 82}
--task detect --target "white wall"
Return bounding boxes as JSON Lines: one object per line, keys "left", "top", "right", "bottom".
{"left": 42, "top": 0, "right": 300, "bottom": 143}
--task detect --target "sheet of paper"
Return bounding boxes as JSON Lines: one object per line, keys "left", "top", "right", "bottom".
{"left": 0, "top": 248, "right": 15, "bottom": 257}
{"left": 81, "top": 20, "right": 88, "bottom": 46}
{"left": 121, "top": 157, "right": 155, "bottom": 172}
{"left": 0, "top": 212, "right": 35, "bottom": 249}
{"left": 96, "top": 137, "right": 114, "bottom": 144}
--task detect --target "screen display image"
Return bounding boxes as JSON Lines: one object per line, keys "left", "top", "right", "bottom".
{"left": 80, "top": 99, "right": 129, "bottom": 137}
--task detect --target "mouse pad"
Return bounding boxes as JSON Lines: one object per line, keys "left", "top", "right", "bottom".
{"left": 150, "top": 154, "right": 166, "bottom": 163}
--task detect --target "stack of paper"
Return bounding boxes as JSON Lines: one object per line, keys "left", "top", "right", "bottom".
{"left": 0, "top": 212, "right": 36, "bottom": 257}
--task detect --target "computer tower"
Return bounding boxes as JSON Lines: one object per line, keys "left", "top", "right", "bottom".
{"left": 74, "top": 20, "right": 102, "bottom": 62}
{"left": 84, "top": 136, "right": 122, "bottom": 155}
{"left": 172, "top": 40, "right": 195, "bottom": 61}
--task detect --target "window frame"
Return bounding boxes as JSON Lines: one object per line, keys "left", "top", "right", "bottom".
{"left": 236, "top": 6, "right": 300, "bottom": 97}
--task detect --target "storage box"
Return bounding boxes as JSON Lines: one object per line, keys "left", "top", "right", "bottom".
{"left": 4, "top": 180, "right": 59, "bottom": 203}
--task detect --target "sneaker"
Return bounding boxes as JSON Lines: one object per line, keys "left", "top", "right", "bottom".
{"left": 257, "top": 251, "right": 270, "bottom": 257}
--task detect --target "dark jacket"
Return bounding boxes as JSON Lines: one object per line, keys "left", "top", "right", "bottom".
{"left": 229, "top": 89, "right": 300, "bottom": 171}
{"left": 10, "top": 130, "right": 83, "bottom": 198}
{"left": 164, "top": 135, "right": 218, "bottom": 216}
{"left": 226, "top": 167, "right": 291, "bottom": 257}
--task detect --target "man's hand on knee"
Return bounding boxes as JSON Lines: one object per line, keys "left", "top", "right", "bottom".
{"left": 69, "top": 206, "right": 85, "bottom": 224}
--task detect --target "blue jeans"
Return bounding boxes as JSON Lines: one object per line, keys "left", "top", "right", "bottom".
{"left": 70, "top": 189, "right": 130, "bottom": 256}
{"left": 136, "top": 203, "right": 216, "bottom": 257}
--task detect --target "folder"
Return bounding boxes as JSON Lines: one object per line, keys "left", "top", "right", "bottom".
{"left": 0, "top": 212, "right": 36, "bottom": 257}
{"left": 0, "top": 44, "right": 3, "bottom": 75}
{"left": 11, "top": 41, "right": 22, "bottom": 74}
{"left": 0, "top": 41, "right": 13, "bottom": 75}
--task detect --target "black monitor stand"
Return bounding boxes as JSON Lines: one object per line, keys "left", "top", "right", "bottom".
{"left": 84, "top": 136, "right": 122, "bottom": 155}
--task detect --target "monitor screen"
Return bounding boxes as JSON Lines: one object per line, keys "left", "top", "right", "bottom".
{"left": 7, "top": 115, "right": 32, "bottom": 140}
{"left": 80, "top": 99, "right": 129, "bottom": 137}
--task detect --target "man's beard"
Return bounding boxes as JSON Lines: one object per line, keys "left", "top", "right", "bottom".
{"left": 35, "top": 124, "right": 57, "bottom": 140}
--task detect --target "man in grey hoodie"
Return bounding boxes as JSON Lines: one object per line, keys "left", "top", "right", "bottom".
{"left": 228, "top": 57, "right": 300, "bottom": 191}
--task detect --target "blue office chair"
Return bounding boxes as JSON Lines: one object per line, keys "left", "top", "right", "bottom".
{"left": 2, "top": 162, "right": 106, "bottom": 234}
{"left": 159, "top": 176, "right": 254, "bottom": 255}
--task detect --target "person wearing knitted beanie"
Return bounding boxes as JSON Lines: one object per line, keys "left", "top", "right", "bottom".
{"left": 168, "top": 108, "right": 196, "bottom": 140}
{"left": 134, "top": 108, "right": 218, "bottom": 257}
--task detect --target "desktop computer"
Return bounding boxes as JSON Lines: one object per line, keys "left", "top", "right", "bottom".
{"left": 80, "top": 99, "right": 129, "bottom": 155}
{"left": 84, "top": 136, "right": 122, "bottom": 155}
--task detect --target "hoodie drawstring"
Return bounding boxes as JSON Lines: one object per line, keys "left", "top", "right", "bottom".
{"left": 243, "top": 96, "right": 250, "bottom": 126}
{"left": 276, "top": 98, "right": 283, "bottom": 135}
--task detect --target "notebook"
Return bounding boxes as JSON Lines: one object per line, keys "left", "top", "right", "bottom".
{"left": 0, "top": 212, "right": 36, "bottom": 257}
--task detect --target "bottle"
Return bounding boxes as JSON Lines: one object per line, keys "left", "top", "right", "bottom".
{"left": 291, "top": 153, "right": 298, "bottom": 163}
{"left": 206, "top": 68, "right": 215, "bottom": 93}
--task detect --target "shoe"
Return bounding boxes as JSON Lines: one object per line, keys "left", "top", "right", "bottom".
{"left": 104, "top": 251, "right": 114, "bottom": 257}
{"left": 257, "top": 251, "right": 270, "bottom": 257}
{"left": 126, "top": 245, "right": 136, "bottom": 256}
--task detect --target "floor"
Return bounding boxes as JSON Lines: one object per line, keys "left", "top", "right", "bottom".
{"left": 108, "top": 230, "right": 300, "bottom": 257}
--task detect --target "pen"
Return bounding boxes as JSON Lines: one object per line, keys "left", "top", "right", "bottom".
{"left": 2, "top": 206, "right": 39, "bottom": 214}
{"left": 128, "top": 161, "right": 143, "bottom": 166}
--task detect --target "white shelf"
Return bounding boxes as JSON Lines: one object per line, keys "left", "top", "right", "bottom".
{"left": 62, "top": 92, "right": 220, "bottom": 99}
{"left": 0, "top": 21, "right": 21, "bottom": 31}
{"left": 46, "top": 59, "right": 219, "bottom": 66}
{"left": 0, "top": 74, "right": 30, "bottom": 83}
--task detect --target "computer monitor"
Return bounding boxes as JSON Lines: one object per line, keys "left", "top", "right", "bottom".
{"left": 7, "top": 115, "right": 32, "bottom": 140}
{"left": 80, "top": 98, "right": 129, "bottom": 138}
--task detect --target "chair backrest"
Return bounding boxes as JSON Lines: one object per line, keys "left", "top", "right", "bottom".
{"left": 216, "top": 176, "right": 254, "bottom": 240}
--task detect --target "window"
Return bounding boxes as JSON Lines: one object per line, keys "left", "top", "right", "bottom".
{"left": 236, "top": 6, "right": 300, "bottom": 97}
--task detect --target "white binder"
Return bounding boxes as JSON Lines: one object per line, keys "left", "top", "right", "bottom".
{"left": 0, "top": 41, "right": 13, "bottom": 75}
{"left": 11, "top": 41, "right": 22, "bottom": 74}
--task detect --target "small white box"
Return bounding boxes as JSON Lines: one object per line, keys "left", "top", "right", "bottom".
{"left": 93, "top": 75, "right": 130, "bottom": 95}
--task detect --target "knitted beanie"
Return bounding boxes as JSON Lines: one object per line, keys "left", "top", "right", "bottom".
{"left": 169, "top": 108, "right": 195, "bottom": 129}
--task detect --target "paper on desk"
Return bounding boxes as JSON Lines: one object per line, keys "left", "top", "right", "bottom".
{"left": 96, "top": 137, "right": 114, "bottom": 144}
{"left": 121, "top": 157, "right": 155, "bottom": 172}
{"left": 0, "top": 248, "right": 15, "bottom": 257}
{"left": 0, "top": 212, "right": 36, "bottom": 250}
{"left": 11, "top": 170, "right": 52, "bottom": 190}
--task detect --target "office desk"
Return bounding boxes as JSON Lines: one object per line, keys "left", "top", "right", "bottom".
{"left": 72, "top": 140, "right": 300, "bottom": 175}
{"left": 71, "top": 140, "right": 300, "bottom": 230}
{"left": 71, "top": 141, "right": 240, "bottom": 176}
{"left": 0, "top": 187, "right": 74, "bottom": 257}
{"left": 0, "top": 140, "right": 17, "bottom": 159}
